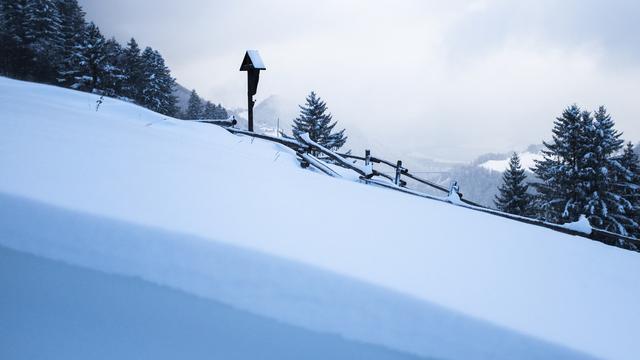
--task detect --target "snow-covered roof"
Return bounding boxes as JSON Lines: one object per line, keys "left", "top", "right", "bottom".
{"left": 240, "top": 50, "right": 266, "bottom": 71}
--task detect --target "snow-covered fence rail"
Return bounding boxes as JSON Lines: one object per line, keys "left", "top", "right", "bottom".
{"left": 364, "top": 177, "right": 640, "bottom": 251}
{"left": 188, "top": 118, "right": 238, "bottom": 127}
{"left": 226, "top": 128, "right": 308, "bottom": 151}
{"left": 216, "top": 125, "right": 640, "bottom": 252}
{"left": 297, "top": 134, "right": 373, "bottom": 178}
{"left": 338, "top": 152, "right": 446, "bottom": 192}
{"left": 337, "top": 151, "right": 483, "bottom": 207}
{"left": 590, "top": 229, "right": 639, "bottom": 250}
{"left": 297, "top": 152, "right": 342, "bottom": 178}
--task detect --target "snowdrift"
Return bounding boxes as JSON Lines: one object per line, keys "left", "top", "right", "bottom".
{"left": 1, "top": 77, "right": 639, "bottom": 359}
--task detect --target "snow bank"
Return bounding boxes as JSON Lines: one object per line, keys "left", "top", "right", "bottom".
{"left": 0, "top": 193, "right": 588, "bottom": 360}
{"left": 562, "top": 215, "right": 593, "bottom": 235}
{"left": 0, "top": 245, "right": 422, "bottom": 360}
{"left": 1, "top": 77, "right": 639, "bottom": 359}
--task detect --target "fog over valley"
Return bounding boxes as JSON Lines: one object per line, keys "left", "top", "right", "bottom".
{"left": 79, "top": 0, "right": 640, "bottom": 162}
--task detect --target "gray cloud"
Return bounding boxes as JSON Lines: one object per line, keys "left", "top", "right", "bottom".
{"left": 79, "top": 0, "right": 640, "bottom": 161}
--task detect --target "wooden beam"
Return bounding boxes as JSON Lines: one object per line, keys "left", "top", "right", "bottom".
{"left": 297, "top": 134, "right": 372, "bottom": 177}
{"left": 225, "top": 128, "right": 307, "bottom": 151}
{"left": 193, "top": 119, "right": 238, "bottom": 127}
{"left": 297, "top": 152, "right": 342, "bottom": 178}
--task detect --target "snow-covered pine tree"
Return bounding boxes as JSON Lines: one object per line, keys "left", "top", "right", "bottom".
{"left": 290, "top": 91, "right": 347, "bottom": 154}
{"left": 619, "top": 142, "right": 640, "bottom": 238}
{"left": 23, "top": 0, "right": 63, "bottom": 82}
{"left": 202, "top": 100, "right": 215, "bottom": 119}
{"left": 0, "top": 0, "right": 34, "bottom": 78}
{"left": 494, "top": 153, "right": 532, "bottom": 216}
{"left": 531, "top": 105, "right": 591, "bottom": 223}
{"left": 139, "top": 47, "right": 177, "bottom": 116}
{"left": 120, "top": 38, "right": 145, "bottom": 103}
{"left": 0, "top": 2, "right": 4, "bottom": 47}
{"left": 580, "top": 106, "right": 632, "bottom": 235}
{"left": 69, "top": 22, "right": 106, "bottom": 91}
{"left": 186, "top": 90, "right": 203, "bottom": 119}
{"left": 56, "top": 0, "right": 87, "bottom": 87}
{"left": 99, "top": 37, "right": 126, "bottom": 97}
{"left": 214, "top": 104, "right": 228, "bottom": 119}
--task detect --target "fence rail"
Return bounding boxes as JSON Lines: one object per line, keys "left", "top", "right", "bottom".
{"left": 189, "top": 118, "right": 238, "bottom": 127}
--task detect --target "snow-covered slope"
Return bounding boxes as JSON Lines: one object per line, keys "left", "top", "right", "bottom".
{"left": 1, "top": 77, "right": 639, "bottom": 359}
{"left": 480, "top": 151, "right": 542, "bottom": 172}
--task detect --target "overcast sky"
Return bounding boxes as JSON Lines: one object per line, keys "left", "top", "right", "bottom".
{"left": 79, "top": 0, "right": 640, "bottom": 161}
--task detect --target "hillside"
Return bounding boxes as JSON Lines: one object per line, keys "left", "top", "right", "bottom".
{"left": 173, "top": 82, "right": 229, "bottom": 116}
{"left": 172, "top": 82, "right": 196, "bottom": 111}
{"left": 480, "top": 151, "right": 543, "bottom": 173}
{"left": 1, "top": 77, "right": 639, "bottom": 359}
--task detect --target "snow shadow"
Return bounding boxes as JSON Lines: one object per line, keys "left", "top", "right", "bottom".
{"left": 0, "top": 192, "right": 594, "bottom": 359}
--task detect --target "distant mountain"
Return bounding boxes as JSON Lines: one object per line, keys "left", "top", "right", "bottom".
{"left": 172, "top": 83, "right": 193, "bottom": 111}
{"left": 408, "top": 146, "right": 543, "bottom": 208}
{"left": 478, "top": 151, "right": 543, "bottom": 173}
{"left": 172, "top": 83, "right": 229, "bottom": 115}
{"left": 254, "top": 95, "right": 299, "bottom": 130}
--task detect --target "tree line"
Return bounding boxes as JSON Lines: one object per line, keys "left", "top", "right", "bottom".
{"left": 0, "top": 0, "right": 226, "bottom": 118}
{"left": 495, "top": 105, "right": 639, "bottom": 238}
{"left": 184, "top": 89, "right": 228, "bottom": 120}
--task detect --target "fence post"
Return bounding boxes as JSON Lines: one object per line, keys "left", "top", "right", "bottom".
{"left": 449, "top": 180, "right": 460, "bottom": 197}
{"left": 395, "top": 160, "right": 403, "bottom": 185}
{"left": 365, "top": 149, "right": 371, "bottom": 166}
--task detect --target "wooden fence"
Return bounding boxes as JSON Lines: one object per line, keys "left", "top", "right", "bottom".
{"left": 216, "top": 124, "right": 639, "bottom": 252}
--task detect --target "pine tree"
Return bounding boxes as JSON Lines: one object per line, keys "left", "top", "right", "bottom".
{"left": 619, "top": 143, "right": 640, "bottom": 238}
{"left": 494, "top": 153, "right": 532, "bottom": 216}
{"left": 23, "top": 0, "right": 63, "bottom": 82}
{"left": 532, "top": 105, "right": 635, "bottom": 236}
{"left": 70, "top": 22, "right": 106, "bottom": 91}
{"left": 0, "top": 0, "right": 34, "bottom": 78}
{"left": 56, "top": 0, "right": 87, "bottom": 87}
{"left": 120, "top": 38, "right": 145, "bottom": 102}
{"left": 202, "top": 101, "right": 214, "bottom": 119}
{"left": 580, "top": 106, "right": 631, "bottom": 234}
{"left": 139, "top": 47, "right": 177, "bottom": 116}
{"left": 204, "top": 100, "right": 228, "bottom": 119}
{"left": 214, "top": 103, "right": 228, "bottom": 119}
{"left": 186, "top": 89, "right": 203, "bottom": 119}
{"left": 531, "top": 105, "right": 591, "bottom": 223}
{"left": 290, "top": 91, "right": 347, "bottom": 154}
{"left": 100, "top": 37, "right": 125, "bottom": 97}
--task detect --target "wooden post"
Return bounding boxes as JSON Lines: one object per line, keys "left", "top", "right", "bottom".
{"left": 239, "top": 51, "right": 266, "bottom": 132}
{"left": 246, "top": 69, "right": 259, "bottom": 132}
{"left": 247, "top": 91, "right": 254, "bottom": 132}
{"left": 449, "top": 180, "right": 460, "bottom": 196}
{"left": 365, "top": 149, "right": 371, "bottom": 166}
{"left": 395, "top": 160, "right": 402, "bottom": 185}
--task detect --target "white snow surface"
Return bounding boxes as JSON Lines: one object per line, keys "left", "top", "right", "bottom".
{"left": 446, "top": 191, "right": 465, "bottom": 206}
{"left": 1, "top": 77, "right": 640, "bottom": 359}
{"left": 480, "top": 152, "right": 542, "bottom": 172}
{"left": 246, "top": 50, "right": 266, "bottom": 69}
{"left": 562, "top": 215, "right": 593, "bottom": 235}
